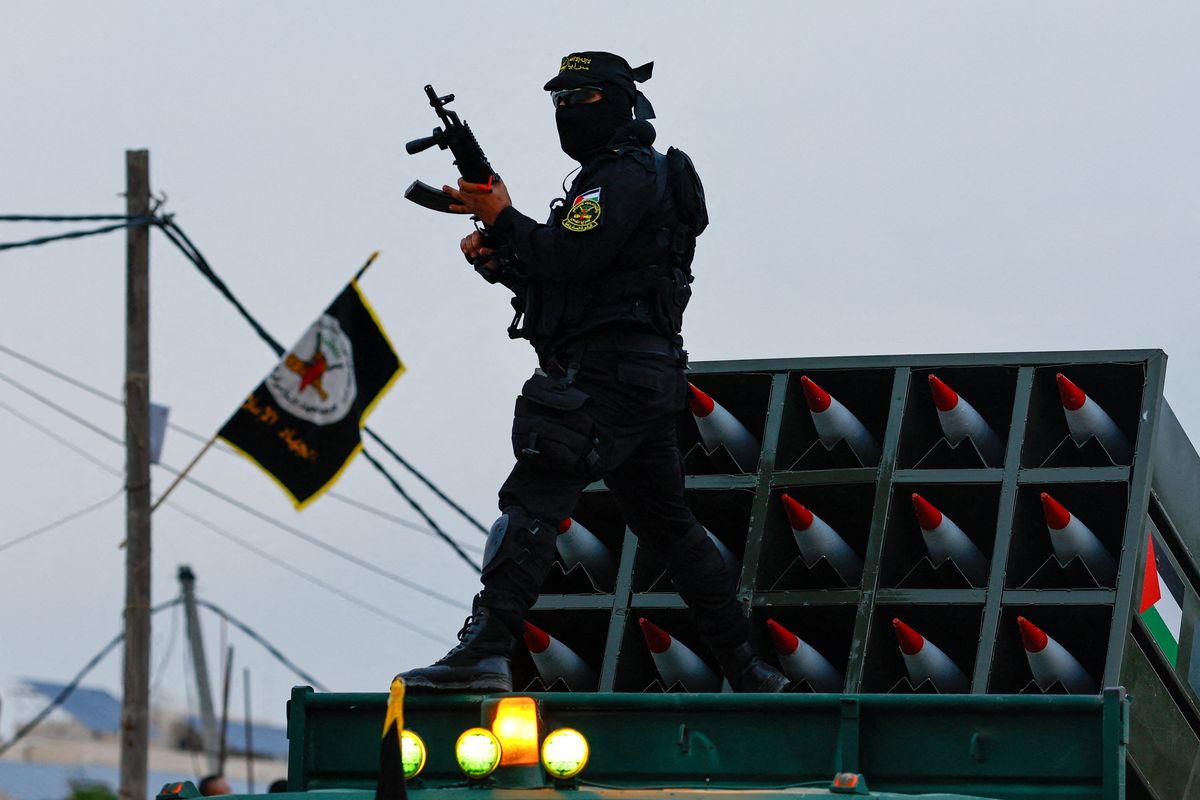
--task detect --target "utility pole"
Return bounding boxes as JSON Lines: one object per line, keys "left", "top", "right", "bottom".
{"left": 243, "top": 668, "right": 255, "bottom": 794}
{"left": 119, "top": 149, "right": 151, "bottom": 800}
{"left": 179, "top": 566, "right": 220, "bottom": 773}
{"left": 218, "top": 645, "right": 234, "bottom": 773}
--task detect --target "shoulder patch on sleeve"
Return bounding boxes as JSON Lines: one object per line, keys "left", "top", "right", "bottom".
{"left": 562, "top": 187, "right": 602, "bottom": 232}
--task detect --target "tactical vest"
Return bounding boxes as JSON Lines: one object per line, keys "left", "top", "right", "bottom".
{"left": 511, "top": 146, "right": 708, "bottom": 353}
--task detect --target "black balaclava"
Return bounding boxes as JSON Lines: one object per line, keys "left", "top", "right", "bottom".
{"left": 554, "top": 88, "right": 632, "bottom": 161}
{"left": 544, "top": 51, "right": 655, "bottom": 162}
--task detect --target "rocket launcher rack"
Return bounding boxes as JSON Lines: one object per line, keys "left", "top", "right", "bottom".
{"left": 522, "top": 349, "right": 1199, "bottom": 799}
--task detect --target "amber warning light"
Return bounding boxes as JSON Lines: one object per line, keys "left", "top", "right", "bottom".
{"left": 491, "top": 696, "right": 540, "bottom": 767}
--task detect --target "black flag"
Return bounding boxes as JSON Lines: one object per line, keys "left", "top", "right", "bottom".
{"left": 219, "top": 267, "right": 403, "bottom": 509}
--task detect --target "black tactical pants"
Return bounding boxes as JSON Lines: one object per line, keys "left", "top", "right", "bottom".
{"left": 478, "top": 349, "right": 749, "bottom": 652}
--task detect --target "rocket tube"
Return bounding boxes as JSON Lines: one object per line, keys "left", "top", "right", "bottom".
{"left": 800, "top": 376, "right": 880, "bottom": 465}
{"left": 782, "top": 494, "right": 864, "bottom": 585}
{"left": 687, "top": 383, "right": 761, "bottom": 471}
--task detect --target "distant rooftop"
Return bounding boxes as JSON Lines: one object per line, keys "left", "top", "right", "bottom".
{"left": 183, "top": 717, "right": 289, "bottom": 760}
{"left": 23, "top": 680, "right": 123, "bottom": 735}
{"left": 19, "top": 679, "right": 287, "bottom": 759}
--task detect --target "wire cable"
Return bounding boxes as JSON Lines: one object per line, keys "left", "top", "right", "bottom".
{"left": 150, "top": 601, "right": 182, "bottom": 702}
{"left": 326, "top": 490, "right": 484, "bottom": 556}
{"left": 0, "top": 593, "right": 333, "bottom": 755}
{"left": 0, "top": 342, "right": 483, "bottom": 554}
{"left": 0, "top": 365, "right": 470, "bottom": 610}
{"left": 0, "top": 217, "right": 156, "bottom": 252}
{"left": 156, "top": 463, "right": 467, "bottom": 611}
{"left": 361, "top": 447, "right": 481, "bottom": 574}
{"left": 0, "top": 590, "right": 334, "bottom": 757}
{"left": 0, "top": 370, "right": 123, "bottom": 446}
{"left": 0, "top": 598, "right": 183, "bottom": 757}
{"left": 0, "top": 342, "right": 126, "bottom": 406}
{"left": 193, "top": 598, "right": 329, "bottom": 691}
{"left": 165, "top": 501, "right": 450, "bottom": 644}
{"left": 364, "top": 428, "right": 490, "bottom": 537}
{"left": 0, "top": 487, "right": 124, "bottom": 555}
{"left": 0, "top": 214, "right": 147, "bottom": 222}
{"left": 0, "top": 395, "right": 124, "bottom": 479}
{"left": 1, "top": 390, "right": 454, "bottom": 652}
{"left": 156, "top": 220, "right": 284, "bottom": 356}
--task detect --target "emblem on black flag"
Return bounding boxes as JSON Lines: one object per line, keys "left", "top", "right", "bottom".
{"left": 219, "top": 279, "right": 403, "bottom": 509}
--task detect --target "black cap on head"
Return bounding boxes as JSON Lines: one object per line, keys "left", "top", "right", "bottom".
{"left": 544, "top": 51, "right": 655, "bottom": 119}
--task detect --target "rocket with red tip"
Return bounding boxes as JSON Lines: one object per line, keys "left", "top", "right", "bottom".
{"left": 687, "top": 383, "right": 761, "bottom": 471}
{"left": 927, "top": 374, "right": 1005, "bottom": 464}
{"left": 766, "top": 618, "right": 843, "bottom": 691}
{"left": 800, "top": 376, "right": 880, "bottom": 465}
{"left": 1040, "top": 492, "right": 1116, "bottom": 584}
{"left": 523, "top": 621, "right": 598, "bottom": 691}
{"left": 1017, "top": 616, "right": 1097, "bottom": 693}
{"left": 781, "top": 494, "right": 863, "bottom": 585}
{"left": 911, "top": 493, "right": 989, "bottom": 585}
{"left": 639, "top": 617, "right": 723, "bottom": 692}
{"left": 1055, "top": 373, "right": 1132, "bottom": 462}
{"left": 556, "top": 517, "right": 618, "bottom": 589}
{"left": 892, "top": 618, "right": 970, "bottom": 693}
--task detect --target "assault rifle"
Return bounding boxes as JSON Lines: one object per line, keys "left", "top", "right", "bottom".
{"left": 404, "top": 84, "right": 499, "bottom": 213}
{"left": 404, "top": 84, "right": 516, "bottom": 279}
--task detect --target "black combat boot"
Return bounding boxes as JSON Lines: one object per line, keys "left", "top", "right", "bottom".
{"left": 716, "top": 642, "right": 791, "bottom": 693}
{"left": 396, "top": 602, "right": 515, "bottom": 692}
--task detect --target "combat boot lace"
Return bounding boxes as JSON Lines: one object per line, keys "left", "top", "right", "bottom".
{"left": 395, "top": 605, "right": 515, "bottom": 693}
{"left": 717, "top": 642, "right": 791, "bottom": 693}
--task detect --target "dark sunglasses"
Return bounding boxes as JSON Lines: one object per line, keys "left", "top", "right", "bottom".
{"left": 551, "top": 87, "right": 604, "bottom": 108}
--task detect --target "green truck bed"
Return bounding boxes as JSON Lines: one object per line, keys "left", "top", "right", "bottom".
{"left": 275, "top": 686, "right": 1131, "bottom": 800}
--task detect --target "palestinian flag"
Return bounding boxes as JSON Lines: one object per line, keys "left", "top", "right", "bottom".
{"left": 219, "top": 257, "right": 403, "bottom": 509}
{"left": 1140, "top": 531, "right": 1184, "bottom": 666}
{"left": 376, "top": 677, "right": 408, "bottom": 800}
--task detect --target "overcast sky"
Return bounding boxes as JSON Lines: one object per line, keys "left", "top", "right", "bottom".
{"left": 2, "top": 2, "right": 1198, "bottom": 741}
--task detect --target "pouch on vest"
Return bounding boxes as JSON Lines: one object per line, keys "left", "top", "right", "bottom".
{"left": 511, "top": 372, "right": 606, "bottom": 477}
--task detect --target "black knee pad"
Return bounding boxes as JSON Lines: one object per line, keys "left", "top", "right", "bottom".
{"left": 481, "top": 507, "right": 553, "bottom": 579}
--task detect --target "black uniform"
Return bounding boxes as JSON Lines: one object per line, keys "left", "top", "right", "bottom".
{"left": 479, "top": 120, "right": 747, "bottom": 654}
{"left": 398, "top": 52, "right": 785, "bottom": 693}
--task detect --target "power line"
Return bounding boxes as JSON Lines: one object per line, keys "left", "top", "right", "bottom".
{"left": 0, "top": 598, "right": 182, "bottom": 757}
{"left": 0, "top": 373, "right": 468, "bottom": 611}
{"left": 1, "top": 392, "right": 453, "bottom": 651}
{"left": 0, "top": 342, "right": 483, "bottom": 555}
{"left": 326, "top": 489, "right": 483, "bottom": 555}
{"left": 0, "top": 388, "right": 454, "bottom": 640}
{"left": 164, "top": 501, "right": 449, "bottom": 644}
{"left": 361, "top": 447, "right": 481, "bottom": 574}
{"left": 0, "top": 214, "right": 147, "bottom": 222}
{"left": 158, "top": 463, "right": 467, "bottom": 610}
{"left": 0, "top": 369, "right": 123, "bottom": 446}
{"left": 0, "top": 394, "right": 124, "bottom": 479}
{"left": 0, "top": 594, "right": 332, "bottom": 756}
{"left": 364, "top": 428, "right": 491, "bottom": 537}
{"left": 0, "top": 487, "right": 124, "bottom": 555}
{"left": 0, "top": 217, "right": 157, "bottom": 252}
{"left": 156, "top": 220, "right": 284, "bottom": 356}
{"left": 150, "top": 601, "right": 181, "bottom": 702}
{"left": 193, "top": 598, "right": 328, "bottom": 690}
{"left": 0, "top": 342, "right": 126, "bottom": 406}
